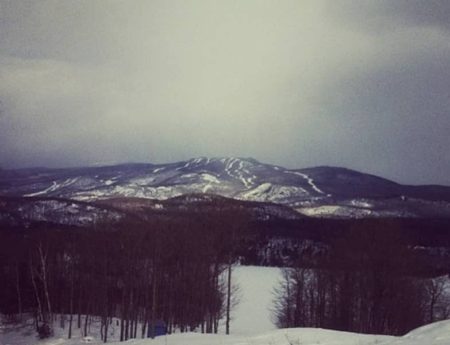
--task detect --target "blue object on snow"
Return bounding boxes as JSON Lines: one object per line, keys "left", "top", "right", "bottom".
{"left": 147, "top": 320, "right": 167, "bottom": 338}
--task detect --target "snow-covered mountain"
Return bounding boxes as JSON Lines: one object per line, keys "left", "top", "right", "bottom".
{"left": 1, "top": 157, "right": 450, "bottom": 218}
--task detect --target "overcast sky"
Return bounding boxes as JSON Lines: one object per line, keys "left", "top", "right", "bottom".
{"left": 0, "top": 0, "right": 449, "bottom": 185}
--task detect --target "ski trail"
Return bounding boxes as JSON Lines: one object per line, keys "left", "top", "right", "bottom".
{"left": 286, "top": 171, "right": 325, "bottom": 195}
{"left": 238, "top": 160, "right": 243, "bottom": 171}
{"left": 24, "top": 177, "right": 78, "bottom": 197}
{"left": 224, "top": 158, "right": 254, "bottom": 188}
{"left": 237, "top": 160, "right": 252, "bottom": 189}
{"left": 225, "top": 158, "right": 237, "bottom": 179}
{"left": 176, "top": 159, "right": 196, "bottom": 171}
{"left": 242, "top": 168, "right": 257, "bottom": 188}
{"left": 24, "top": 181, "right": 59, "bottom": 197}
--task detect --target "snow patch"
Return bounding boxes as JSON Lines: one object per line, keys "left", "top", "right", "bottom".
{"left": 25, "top": 177, "right": 79, "bottom": 196}
{"left": 201, "top": 173, "right": 220, "bottom": 184}
{"left": 24, "top": 181, "right": 59, "bottom": 197}
{"left": 241, "top": 183, "right": 272, "bottom": 199}
{"left": 349, "top": 199, "right": 373, "bottom": 208}
{"left": 129, "top": 176, "right": 155, "bottom": 186}
{"left": 287, "top": 171, "right": 325, "bottom": 195}
{"left": 296, "top": 205, "right": 381, "bottom": 218}
{"left": 239, "top": 184, "right": 309, "bottom": 203}
{"left": 202, "top": 184, "right": 212, "bottom": 193}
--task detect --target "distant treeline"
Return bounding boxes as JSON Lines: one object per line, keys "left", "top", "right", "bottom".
{"left": 0, "top": 212, "right": 247, "bottom": 341}
{"left": 1, "top": 211, "right": 449, "bottom": 339}
{"left": 258, "top": 217, "right": 450, "bottom": 247}
{"left": 273, "top": 224, "right": 450, "bottom": 335}
{"left": 245, "top": 217, "right": 450, "bottom": 273}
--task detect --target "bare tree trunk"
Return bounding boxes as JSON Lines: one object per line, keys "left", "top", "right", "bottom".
{"left": 68, "top": 266, "right": 74, "bottom": 339}
{"left": 120, "top": 285, "right": 126, "bottom": 342}
{"left": 141, "top": 308, "right": 147, "bottom": 338}
{"left": 133, "top": 314, "right": 138, "bottom": 338}
{"left": 100, "top": 320, "right": 104, "bottom": 341}
{"left": 38, "top": 244, "right": 53, "bottom": 321}
{"left": 150, "top": 275, "right": 158, "bottom": 338}
{"left": 68, "top": 314, "right": 73, "bottom": 339}
{"left": 125, "top": 316, "right": 129, "bottom": 340}
{"left": 104, "top": 317, "right": 109, "bottom": 343}
{"left": 225, "top": 257, "right": 232, "bottom": 335}
{"left": 77, "top": 291, "right": 82, "bottom": 329}
{"left": 15, "top": 262, "right": 22, "bottom": 320}
{"left": 30, "top": 258, "right": 44, "bottom": 324}
{"left": 120, "top": 316, "right": 124, "bottom": 342}
{"left": 84, "top": 314, "right": 89, "bottom": 336}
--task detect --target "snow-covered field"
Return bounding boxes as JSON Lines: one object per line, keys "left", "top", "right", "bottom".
{"left": 1, "top": 266, "right": 450, "bottom": 345}
{"left": 3, "top": 318, "right": 450, "bottom": 345}
{"left": 229, "top": 266, "right": 281, "bottom": 335}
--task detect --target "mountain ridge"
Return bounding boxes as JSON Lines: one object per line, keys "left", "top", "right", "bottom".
{"left": 1, "top": 157, "right": 450, "bottom": 218}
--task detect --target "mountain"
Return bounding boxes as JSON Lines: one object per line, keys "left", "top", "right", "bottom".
{"left": 1, "top": 157, "right": 450, "bottom": 218}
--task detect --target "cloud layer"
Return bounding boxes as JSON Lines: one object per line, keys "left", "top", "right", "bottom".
{"left": 1, "top": 0, "right": 449, "bottom": 185}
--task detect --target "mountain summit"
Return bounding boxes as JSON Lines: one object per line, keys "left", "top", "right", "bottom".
{"left": 1, "top": 157, "right": 450, "bottom": 218}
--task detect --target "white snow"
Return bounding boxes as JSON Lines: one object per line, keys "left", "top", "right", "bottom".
{"left": 196, "top": 157, "right": 210, "bottom": 165}
{"left": 236, "top": 162, "right": 255, "bottom": 189}
{"left": 297, "top": 205, "right": 373, "bottom": 218}
{"left": 201, "top": 173, "right": 220, "bottom": 184}
{"left": 212, "top": 158, "right": 256, "bottom": 189}
{"left": 240, "top": 183, "right": 273, "bottom": 199}
{"left": 178, "top": 160, "right": 195, "bottom": 170}
{"left": 24, "top": 181, "right": 59, "bottom": 197}
{"left": 129, "top": 177, "right": 155, "bottom": 186}
{"left": 239, "top": 184, "right": 308, "bottom": 203}
{"left": 200, "top": 173, "right": 220, "bottom": 193}
{"left": 56, "top": 178, "right": 79, "bottom": 189}
{"left": 4, "top": 318, "right": 450, "bottom": 345}
{"left": 240, "top": 168, "right": 257, "bottom": 189}
{"left": 349, "top": 199, "right": 372, "bottom": 208}
{"left": 2, "top": 266, "right": 450, "bottom": 345}
{"left": 222, "top": 158, "right": 256, "bottom": 189}
{"left": 402, "top": 319, "right": 450, "bottom": 345}
{"left": 230, "top": 266, "right": 281, "bottom": 335}
{"left": 225, "top": 158, "right": 238, "bottom": 179}
{"left": 286, "top": 171, "right": 325, "bottom": 195}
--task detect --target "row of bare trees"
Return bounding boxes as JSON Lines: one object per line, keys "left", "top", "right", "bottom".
{"left": 0, "top": 212, "right": 245, "bottom": 340}
{"left": 273, "top": 224, "right": 450, "bottom": 335}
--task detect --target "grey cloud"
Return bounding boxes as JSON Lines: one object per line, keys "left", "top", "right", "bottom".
{"left": 0, "top": 1, "right": 449, "bottom": 185}
{"left": 317, "top": 53, "right": 450, "bottom": 184}
{"left": 327, "top": 0, "right": 450, "bottom": 33}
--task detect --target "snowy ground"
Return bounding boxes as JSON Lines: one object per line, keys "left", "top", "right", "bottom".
{"left": 3, "top": 319, "right": 450, "bottom": 345}
{"left": 1, "top": 265, "right": 450, "bottom": 345}
{"left": 229, "top": 265, "right": 282, "bottom": 335}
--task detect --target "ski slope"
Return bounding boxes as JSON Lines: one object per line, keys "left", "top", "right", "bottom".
{"left": 230, "top": 266, "right": 281, "bottom": 335}
{"left": 1, "top": 266, "right": 450, "bottom": 345}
